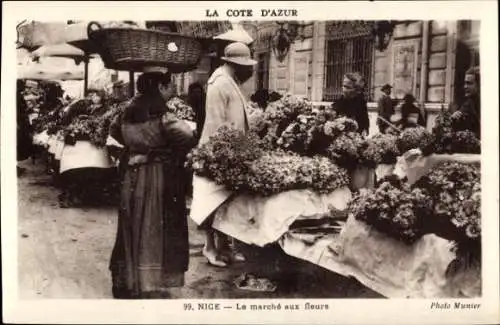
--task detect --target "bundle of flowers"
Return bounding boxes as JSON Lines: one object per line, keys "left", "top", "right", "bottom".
{"left": 325, "top": 131, "right": 373, "bottom": 169}
{"left": 248, "top": 93, "right": 367, "bottom": 163}
{"left": 95, "top": 100, "right": 129, "bottom": 132}
{"left": 33, "top": 112, "right": 61, "bottom": 134}
{"left": 247, "top": 152, "right": 350, "bottom": 196}
{"left": 413, "top": 162, "right": 480, "bottom": 249}
{"left": 431, "top": 110, "right": 481, "bottom": 154}
{"left": 255, "top": 93, "right": 315, "bottom": 149}
{"left": 247, "top": 103, "right": 267, "bottom": 137}
{"left": 396, "top": 126, "right": 434, "bottom": 155}
{"left": 62, "top": 116, "right": 107, "bottom": 148}
{"left": 166, "top": 97, "right": 195, "bottom": 121}
{"left": 349, "top": 181, "right": 433, "bottom": 244}
{"left": 363, "top": 134, "right": 401, "bottom": 166}
{"left": 186, "top": 126, "right": 265, "bottom": 191}
{"left": 186, "top": 126, "right": 350, "bottom": 196}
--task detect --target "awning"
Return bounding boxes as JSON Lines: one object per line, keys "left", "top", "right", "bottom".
{"left": 30, "top": 43, "right": 86, "bottom": 61}
{"left": 17, "top": 21, "right": 68, "bottom": 50}
{"left": 214, "top": 23, "right": 254, "bottom": 44}
{"left": 18, "top": 64, "right": 84, "bottom": 81}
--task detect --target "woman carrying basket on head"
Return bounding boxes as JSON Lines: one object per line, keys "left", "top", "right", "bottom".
{"left": 109, "top": 69, "right": 197, "bottom": 299}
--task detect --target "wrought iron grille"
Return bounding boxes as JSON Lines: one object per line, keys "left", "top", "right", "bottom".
{"left": 323, "top": 34, "right": 374, "bottom": 102}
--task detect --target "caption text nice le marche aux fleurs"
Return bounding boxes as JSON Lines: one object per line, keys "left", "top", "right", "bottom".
{"left": 206, "top": 9, "right": 298, "bottom": 17}
{"left": 185, "top": 303, "right": 329, "bottom": 311}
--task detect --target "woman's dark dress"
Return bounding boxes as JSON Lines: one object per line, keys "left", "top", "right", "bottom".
{"left": 401, "top": 102, "right": 426, "bottom": 130}
{"left": 109, "top": 95, "right": 195, "bottom": 298}
{"left": 332, "top": 94, "right": 370, "bottom": 134}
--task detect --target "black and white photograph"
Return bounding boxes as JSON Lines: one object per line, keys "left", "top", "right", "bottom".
{"left": 2, "top": 1, "right": 499, "bottom": 324}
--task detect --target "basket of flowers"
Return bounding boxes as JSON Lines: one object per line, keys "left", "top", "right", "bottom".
{"left": 88, "top": 21, "right": 203, "bottom": 72}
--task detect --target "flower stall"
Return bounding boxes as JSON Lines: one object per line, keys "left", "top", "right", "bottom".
{"left": 189, "top": 95, "right": 369, "bottom": 244}
{"left": 187, "top": 93, "right": 481, "bottom": 298}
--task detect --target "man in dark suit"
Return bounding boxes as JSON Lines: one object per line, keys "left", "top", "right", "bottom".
{"left": 377, "top": 84, "right": 394, "bottom": 134}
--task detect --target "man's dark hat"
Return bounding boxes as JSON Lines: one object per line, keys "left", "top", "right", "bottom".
{"left": 381, "top": 84, "right": 393, "bottom": 91}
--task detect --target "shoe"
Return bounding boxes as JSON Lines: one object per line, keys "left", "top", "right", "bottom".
{"left": 232, "top": 252, "right": 246, "bottom": 263}
{"left": 202, "top": 247, "right": 228, "bottom": 268}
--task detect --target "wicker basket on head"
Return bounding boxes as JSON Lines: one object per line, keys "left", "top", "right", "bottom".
{"left": 88, "top": 21, "right": 203, "bottom": 72}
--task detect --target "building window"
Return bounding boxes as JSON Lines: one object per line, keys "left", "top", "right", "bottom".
{"left": 323, "top": 34, "right": 374, "bottom": 101}
{"left": 256, "top": 52, "right": 270, "bottom": 91}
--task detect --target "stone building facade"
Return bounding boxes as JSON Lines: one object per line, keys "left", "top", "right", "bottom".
{"left": 174, "top": 20, "right": 480, "bottom": 133}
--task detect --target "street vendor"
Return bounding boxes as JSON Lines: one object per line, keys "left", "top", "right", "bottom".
{"left": 331, "top": 72, "right": 370, "bottom": 136}
{"left": 109, "top": 69, "right": 196, "bottom": 299}
{"left": 61, "top": 88, "right": 107, "bottom": 124}
{"left": 58, "top": 87, "right": 112, "bottom": 208}
{"left": 39, "top": 82, "right": 65, "bottom": 115}
{"left": 193, "top": 42, "right": 257, "bottom": 268}
{"left": 452, "top": 66, "right": 481, "bottom": 138}
{"left": 396, "top": 94, "right": 426, "bottom": 130}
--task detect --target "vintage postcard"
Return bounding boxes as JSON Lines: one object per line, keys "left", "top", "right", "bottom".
{"left": 2, "top": 1, "right": 499, "bottom": 324}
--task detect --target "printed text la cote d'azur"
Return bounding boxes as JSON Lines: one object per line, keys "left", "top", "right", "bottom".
{"left": 206, "top": 9, "right": 298, "bottom": 18}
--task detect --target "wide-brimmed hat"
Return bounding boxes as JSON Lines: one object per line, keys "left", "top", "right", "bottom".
{"left": 381, "top": 84, "right": 393, "bottom": 92}
{"left": 221, "top": 42, "right": 257, "bottom": 66}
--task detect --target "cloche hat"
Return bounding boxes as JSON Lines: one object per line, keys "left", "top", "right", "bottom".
{"left": 221, "top": 42, "right": 257, "bottom": 66}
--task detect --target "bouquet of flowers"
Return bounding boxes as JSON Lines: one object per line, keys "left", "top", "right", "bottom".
{"left": 326, "top": 131, "right": 369, "bottom": 169}
{"left": 246, "top": 151, "right": 349, "bottom": 196}
{"left": 63, "top": 116, "right": 106, "bottom": 147}
{"left": 257, "top": 93, "right": 315, "bottom": 149}
{"left": 363, "top": 134, "right": 401, "bottom": 166}
{"left": 349, "top": 181, "right": 433, "bottom": 244}
{"left": 166, "top": 97, "right": 195, "bottom": 121}
{"left": 396, "top": 126, "right": 434, "bottom": 155}
{"left": 33, "top": 111, "right": 61, "bottom": 134}
{"left": 187, "top": 125, "right": 350, "bottom": 196}
{"left": 431, "top": 110, "right": 481, "bottom": 154}
{"left": 310, "top": 155, "right": 351, "bottom": 194}
{"left": 412, "top": 161, "right": 480, "bottom": 245}
{"left": 271, "top": 107, "right": 357, "bottom": 156}
{"left": 247, "top": 103, "right": 268, "bottom": 138}
{"left": 186, "top": 126, "right": 265, "bottom": 191}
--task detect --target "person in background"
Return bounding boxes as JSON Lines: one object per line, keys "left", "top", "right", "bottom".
{"left": 377, "top": 84, "right": 394, "bottom": 134}
{"left": 452, "top": 66, "right": 480, "bottom": 138}
{"left": 268, "top": 91, "right": 283, "bottom": 103}
{"left": 332, "top": 72, "right": 370, "bottom": 136}
{"left": 58, "top": 88, "right": 110, "bottom": 208}
{"left": 17, "top": 79, "right": 33, "bottom": 176}
{"left": 187, "top": 82, "right": 206, "bottom": 141}
{"left": 39, "top": 82, "right": 65, "bottom": 115}
{"left": 250, "top": 89, "right": 270, "bottom": 110}
{"left": 194, "top": 42, "right": 257, "bottom": 268}
{"left": 39, "top": 83, "right": 65, "bottom": 176}
{"left": 399, "top": 94, "right": 426, "bottom": 130}
{"left": 109, "top": 71, "right": 196, "bottom": 299}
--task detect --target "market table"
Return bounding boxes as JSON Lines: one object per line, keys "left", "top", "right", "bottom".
{"left": 280, "top": 215, "right": 480, "bottom": 298}
{"left": 193, "top": 153, "right": 481, "bottom": 298}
